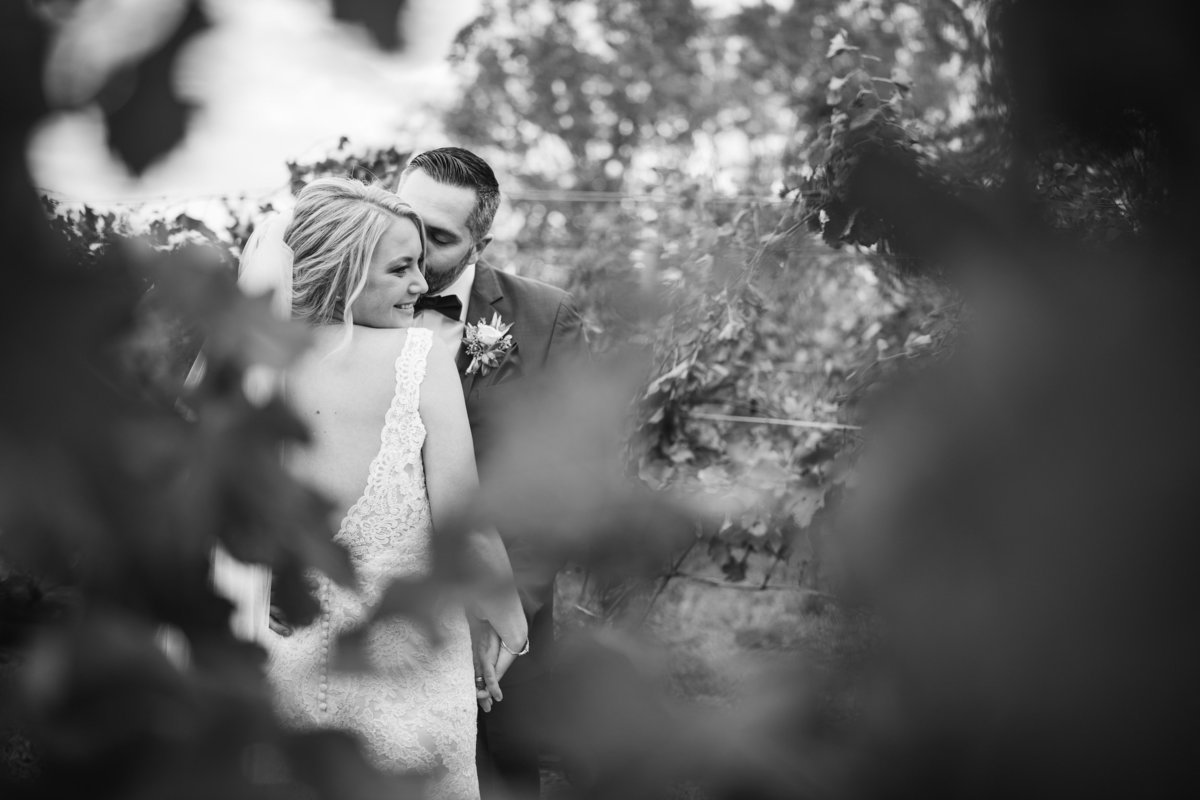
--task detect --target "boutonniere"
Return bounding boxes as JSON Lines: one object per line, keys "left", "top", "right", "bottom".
{"left": 464, "top": 313, "right": 515, "bottom": 376}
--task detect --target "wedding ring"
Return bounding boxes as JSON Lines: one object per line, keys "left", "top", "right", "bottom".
{"left": 474, "top": 676, "right": 485, "bottom": 686}
{"left": 499, "top": 637, "right": 530, "bottom": 657}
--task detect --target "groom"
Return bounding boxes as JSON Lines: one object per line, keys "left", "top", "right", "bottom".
{"left": 397, "top": 147, "right": 587, "bottom": 799}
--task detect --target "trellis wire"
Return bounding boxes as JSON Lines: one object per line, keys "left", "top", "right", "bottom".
{"left": 689, "top": 411, "right": 861, "bottom": 432}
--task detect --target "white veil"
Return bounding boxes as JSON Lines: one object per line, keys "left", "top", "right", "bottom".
{"left": 210, "top": 210, "right": 296, "bottom": 643}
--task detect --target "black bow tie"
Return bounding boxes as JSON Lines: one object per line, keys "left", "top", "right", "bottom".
{"left": 414, "top": 294, "right": 463, "bottom": 321}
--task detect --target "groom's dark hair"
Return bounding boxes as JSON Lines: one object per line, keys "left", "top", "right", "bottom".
{"left": 402, "top": 147, "right": 500, "bottom": 243}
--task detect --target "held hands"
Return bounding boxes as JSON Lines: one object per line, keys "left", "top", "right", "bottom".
{"left": 471, "top": 619, "right": 501, "bottom": 712}
{"left": 470, "top": 616, "right": 527, "bottom": 713}
{"left": 273, "top": 602, "right": 526, "bottom": 712}
{"left": 273, "top": 604, "right": 526, "bottom": 713}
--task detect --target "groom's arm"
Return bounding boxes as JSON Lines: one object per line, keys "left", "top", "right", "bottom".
{"left": 507, "top": 292, "right": 587, "bottom": 622}
{"left": 476, "top": 279, "right": 588, "bottom": 626}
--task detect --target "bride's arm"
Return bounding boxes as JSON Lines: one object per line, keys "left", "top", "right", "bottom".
{"left": 419, "top": 337, "right": 528, "bottom": 651}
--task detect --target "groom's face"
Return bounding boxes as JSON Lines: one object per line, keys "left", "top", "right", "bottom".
{"left": 396, "top": 169, "right": 491, "bottom": 296}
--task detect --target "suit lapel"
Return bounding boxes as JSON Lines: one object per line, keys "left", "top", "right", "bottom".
{"left": 458, "top": 263, "right": 506, "bottom": 396}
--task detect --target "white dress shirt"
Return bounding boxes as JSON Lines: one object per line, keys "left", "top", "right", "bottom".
{"left": 414, "top": 262, "right": 475, "bottom": 358}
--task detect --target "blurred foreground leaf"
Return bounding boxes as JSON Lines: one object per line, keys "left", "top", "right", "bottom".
{"left": 332, "top": 0, "right": 408, "bottom": 50}
{"left": 98, "top": 0, "right": 210, "bottom": 175}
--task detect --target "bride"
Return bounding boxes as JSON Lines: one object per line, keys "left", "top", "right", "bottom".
{"left": 228, "top": 177, "right": 527, "bottom": 799}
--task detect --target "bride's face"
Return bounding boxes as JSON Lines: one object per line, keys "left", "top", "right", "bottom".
{"left": 350, "top": 216, "right": 427, "bottom": 328}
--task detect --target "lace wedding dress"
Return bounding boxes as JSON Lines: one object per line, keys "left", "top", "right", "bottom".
{"left": 265, "top": 328, "right": 479, "bottom": 799}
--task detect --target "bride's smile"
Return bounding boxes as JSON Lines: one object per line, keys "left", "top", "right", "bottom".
{"left": 349, "top": 215, "right": 428, "bottom": 328}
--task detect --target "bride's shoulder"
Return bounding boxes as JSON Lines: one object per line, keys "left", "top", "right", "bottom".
{"left": 422, "top": 330, "right": 452, "bottom": 361}
{"left": 356, "top": 325, "right": 415, "bottom": 350}
{"left": 295, "top": 326, "right": 414, "bottom": 376}
{"left": 312, "top": 323, "right": 407, "bottom": 350}
{"left": 416, "top": 334, "right": 458, "bottom": 392}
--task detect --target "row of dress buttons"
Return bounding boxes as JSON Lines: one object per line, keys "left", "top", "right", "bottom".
{"left": 318, "top": 578, "right": 329, "bottom": 714}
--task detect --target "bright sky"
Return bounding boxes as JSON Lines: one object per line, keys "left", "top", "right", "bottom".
{"left": 30, "top": 0, "right": 784, "bottom": 207}
{"left": 30, "top": 0, "right": 486, "bottom": 205}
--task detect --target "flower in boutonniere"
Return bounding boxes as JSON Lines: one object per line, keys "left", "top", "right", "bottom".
{"left": 464, "top": 312, "right": 514, "bottom": 376}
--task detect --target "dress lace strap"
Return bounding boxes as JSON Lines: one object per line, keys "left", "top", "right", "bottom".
{"left": 339, "top": 326, "right": 432, "bottom": 546}
{"left": 393, "top": 327, "right": 433, "bottom": 413}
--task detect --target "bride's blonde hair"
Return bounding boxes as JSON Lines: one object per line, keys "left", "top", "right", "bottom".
{"left": 285, "top": 177, "right": 426, "bottom": 328}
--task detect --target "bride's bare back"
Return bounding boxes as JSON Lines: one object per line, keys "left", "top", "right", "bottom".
{"left": 286, "top": 324, "right": 482, "bottom": 541}
{"left": 286, "top": 326, "right": 418, "bottom": 521}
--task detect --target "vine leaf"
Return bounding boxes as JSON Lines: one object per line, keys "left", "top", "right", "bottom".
{"left": 370, "top": 577, "right": 444, "bottom": 644}
{"left": 331, "top": 0, "right": 409, "bottom": 50}
{"left": 721, "top": 554, "right": 747, "bottom": 583}
{"left": 334, "top": 577, "right": 444, "bottom": 673}
{"left": 148, "top": 248, "right": 312, "bottom": 373}
{"left": 99, "top": 1, "right": 210, "bottom": 175}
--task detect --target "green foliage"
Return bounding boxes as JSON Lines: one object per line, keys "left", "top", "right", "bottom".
{"left": 447, "top": 0, "right": 985, "bottom": 194}
{"left": 447, "top": 0, "right": 713, "bottom": 190}
{"left": 796, "top": 4, "right": 1172, "bottom": 272}
{"left": 285, "top": 139, "right": 411, "bottom": 195}
{"left": 795, "top": 42, "right": 929, "bottom": 259}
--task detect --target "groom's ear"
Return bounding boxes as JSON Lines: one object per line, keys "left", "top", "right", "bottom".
{"left": 471, "top": 233, "right": 494, "bottom": 262}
